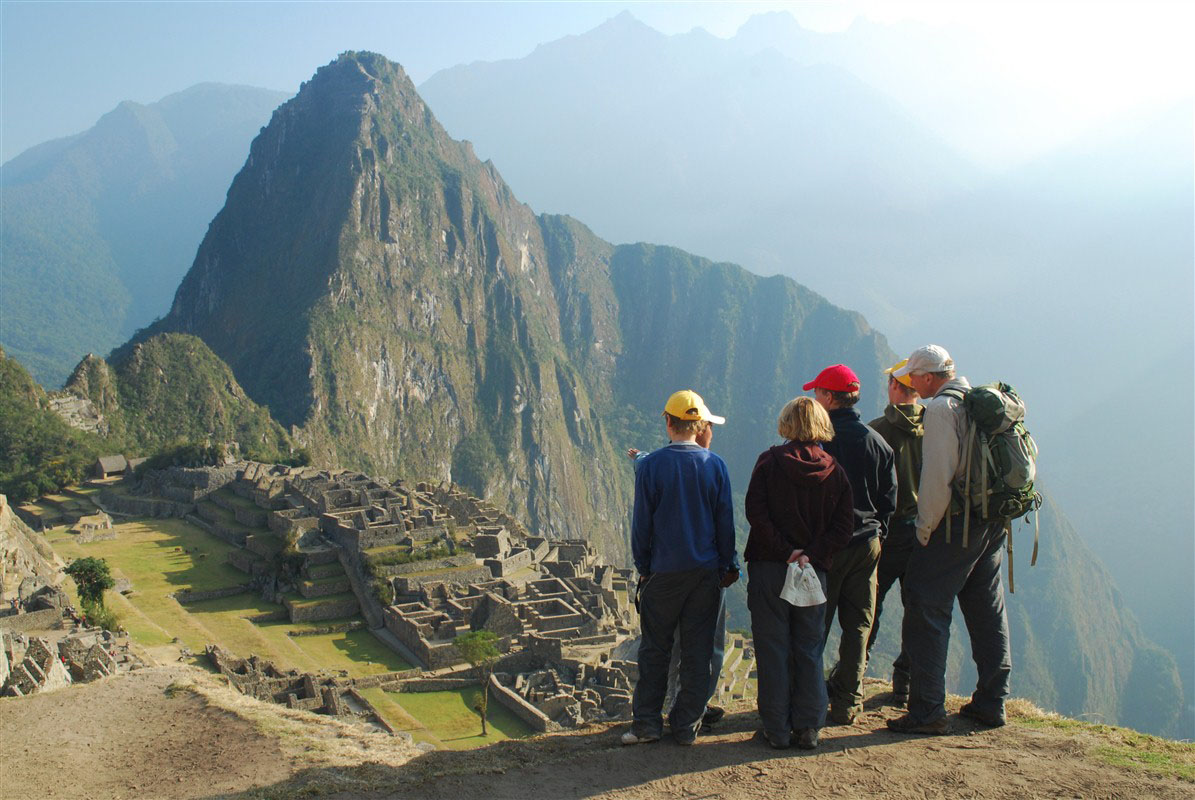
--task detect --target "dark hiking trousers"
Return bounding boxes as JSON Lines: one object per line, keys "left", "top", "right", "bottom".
{"left": 748, "top": 561, "right": 829, "bottom": 742}
{"left": 823, "top": 534, "right": 881, "bottom": 715}
{"left": 867, "top": 518, "right": 915, "bottom": 685}
{"left": 632, "top": 567, "right": 721, "bottom": 738}
{"left": 902, "top": 514, "right": 1012, "bottom": 724}
{"left": 665, "top": 588, "right": 727, "bottom": 712}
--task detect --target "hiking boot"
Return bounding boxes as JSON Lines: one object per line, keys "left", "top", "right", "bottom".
{"left": 794, "top": 727, "right": 820, "bottom": 750}
{"left": 674, "top": 722, "right": 700, "bottom": 746}
{"left": 828, "top": 705, "right": 857, "bottom": 725}
{"left": 756, "top": 728, "right": 791, "bottom": 749}
{"left": 886, "top": 714, "right": 948, "bottom": 735}
{"left": 620, "top": 729, "right": 661, "bottom": 745}
{"left": 959, "top": 701, "right": 1006, "bottom": 728}
{"left": 703, "top": 705, "right": 726, "bottom": 725}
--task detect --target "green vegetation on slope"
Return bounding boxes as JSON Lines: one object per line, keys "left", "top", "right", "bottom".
{"left": 68, "top": 333, "right": 302, "bottom": 463}
{"left": 0, "top": 346, "right": 105, "bottom": 501}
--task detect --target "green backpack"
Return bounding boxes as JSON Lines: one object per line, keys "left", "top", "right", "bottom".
{"left": 941, "top": 382, "right": 1043, "bottom": 591}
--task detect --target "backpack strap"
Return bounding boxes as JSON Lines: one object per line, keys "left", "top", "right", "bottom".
{"left": 959, "top": 420, "right": 977, "bottom": 548}
{"left": 1006, "top": 520, "right": 1015, "bottom": 594}
{"left": 940, "top": 386, "right": 967, "bottom": 403}
{"left": 1031, "top": 504, "right": 1040, "bottom": 566}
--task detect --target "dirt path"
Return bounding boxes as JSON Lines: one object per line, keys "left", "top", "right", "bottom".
{"left": 2, "top": 668, "right": 1189, "bottom": 800}
{"left": 266, "top": 695, "right": 1193, "bottom": 800}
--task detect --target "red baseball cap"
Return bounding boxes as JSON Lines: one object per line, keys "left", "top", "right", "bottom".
{"left": 802, "top": 364, "right": 860, "bottom": 392}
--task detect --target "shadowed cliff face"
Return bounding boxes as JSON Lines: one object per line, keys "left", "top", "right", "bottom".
{"left": 148, "top": 52, "right": 892, "bottom": 560}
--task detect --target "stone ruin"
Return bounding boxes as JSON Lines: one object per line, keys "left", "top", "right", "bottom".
{"left": 206, "top": 645, "right": 393, "bottom": 734}
{"left": 1, "top": 627, "right": 140, "bottom": 697}
{"left": 110, "top": 462, "right": 654, "bottom": 730}
{"left": 496, "top": 655, "right": 637, "bottom": 728}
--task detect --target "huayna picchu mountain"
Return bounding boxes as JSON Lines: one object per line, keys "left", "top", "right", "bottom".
{"left": 144, "top": 51, "right": 892, "bottom": 559}
{"left": 132, "top": 52, "right": 1183, "bottom": 734}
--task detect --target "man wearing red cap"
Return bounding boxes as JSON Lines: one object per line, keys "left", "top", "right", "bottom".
{"left": 807, "top": 364, "right": 897, "bottom": 725}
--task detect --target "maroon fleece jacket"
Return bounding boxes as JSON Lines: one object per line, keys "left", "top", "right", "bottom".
{"left": 743, "top": 441, "right": 855, "bottom": 570}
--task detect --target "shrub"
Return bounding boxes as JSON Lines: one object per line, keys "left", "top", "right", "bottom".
{"left": 82, "top": 600, "right": 120, "bottom": 632}
{"left": 371, "top": 578, "right": 395, "bottom": 606}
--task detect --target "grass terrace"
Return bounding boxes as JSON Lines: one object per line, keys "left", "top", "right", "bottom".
{"left": 43, "top": 518, "right": 397, "bottom": 674}
{"left": 306, "top": 562, "right": 347, "bottom": 580}
{"left": 40, "top": 509, "right": 533, "bottom": 750}
{"left": 211, "top": 487, "right": 264, "bottom": 512}
{"left": 359, "top": 687, "right": 535, "bottom": 749}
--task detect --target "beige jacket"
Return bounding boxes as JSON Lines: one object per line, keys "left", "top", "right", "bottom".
{"left": 914, "top": 377, "right": 972, "bottom": 544}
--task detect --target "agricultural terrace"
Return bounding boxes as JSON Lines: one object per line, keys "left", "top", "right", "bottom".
{"left": 41, "top": 511, "right": 533, "bottom": 746}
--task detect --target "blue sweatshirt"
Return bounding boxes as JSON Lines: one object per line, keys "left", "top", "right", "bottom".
{"left": 631, "top": 441, "right": 738, "bottom": 575}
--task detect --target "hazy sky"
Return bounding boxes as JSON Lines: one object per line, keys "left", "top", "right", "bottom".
{"left": 1, "top": 1, "right": 1192, "bottom": 163}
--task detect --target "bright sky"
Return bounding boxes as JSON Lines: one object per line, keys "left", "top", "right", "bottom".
{"left": 1, "top": 1, "right": 1191, "bottom": 163}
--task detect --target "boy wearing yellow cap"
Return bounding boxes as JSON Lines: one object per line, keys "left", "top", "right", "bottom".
{"left": 622, "top": 390, "right": 739, "bottom": 746}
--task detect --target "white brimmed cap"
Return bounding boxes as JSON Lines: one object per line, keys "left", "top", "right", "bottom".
{"left": 892, "top": 345, "right": 954, "bottom": 377}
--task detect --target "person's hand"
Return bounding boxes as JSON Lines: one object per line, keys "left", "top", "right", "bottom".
{"left": 787, "top": 549, "right": 810, "bottom": 568}
{"left": 626, "top": 448, "right": 642, "bottom": 460}
{"left": 720, "top": 567, "right": 739, "bottom": 588}
{"left": 634, "top": 574, "right": 648, "bottom": 612}
{"left": 916, "top": 527, "right": 931, "bottom": 546}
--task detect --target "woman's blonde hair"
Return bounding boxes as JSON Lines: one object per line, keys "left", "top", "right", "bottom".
{"left": 777, "top": 396, "right": 835, "bottom": 443}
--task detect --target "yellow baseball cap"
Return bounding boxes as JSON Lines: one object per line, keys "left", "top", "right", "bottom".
{"left": 663, "top": 389, "right": 725, "bottom": 425}
{"left": 884, "top": 359, "right": 916, "bottom": 388}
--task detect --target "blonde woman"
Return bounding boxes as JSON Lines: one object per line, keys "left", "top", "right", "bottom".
{"left": 744, "top": 396, "right": 854, "bottom": 750}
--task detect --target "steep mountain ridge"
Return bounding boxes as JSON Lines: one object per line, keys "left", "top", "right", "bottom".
{"left": 147, "top": 53, "right": 892, "bottom": 560}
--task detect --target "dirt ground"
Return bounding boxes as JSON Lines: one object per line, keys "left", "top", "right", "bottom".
{"left": 0, "top": 667, "right": 292, "bottom": 799}
{"left": 271, "top": 693, "right": 1195, "bottom": 800}
{"left": 1, "top": 666, "right": 1190, "bottom": 800}
{"left": 0, "top": 664, "right": 414, "bottom": 800}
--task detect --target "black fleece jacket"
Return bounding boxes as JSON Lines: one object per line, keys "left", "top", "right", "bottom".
{"left": 743, "top": 441, "right": 854, "bottom": 570}
{"left": 823, "top": 407, "right": 897, "bottom": 543}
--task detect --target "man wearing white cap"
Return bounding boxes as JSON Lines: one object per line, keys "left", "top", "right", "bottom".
{"left": 886, "top": 346, "right": 1012, "bottom": 735}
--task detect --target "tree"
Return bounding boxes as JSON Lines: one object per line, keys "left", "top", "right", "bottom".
{"left": 454, "top": 629, "right": 501, "bottom": 736}
{"left": 65, "top": 557, "right": 115, "bottom": 608}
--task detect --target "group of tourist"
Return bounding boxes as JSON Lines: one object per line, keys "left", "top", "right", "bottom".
{"left": 623, "top": 344, "right": 1012, "bottom": 750}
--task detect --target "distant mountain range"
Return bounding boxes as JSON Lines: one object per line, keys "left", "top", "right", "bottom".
{"left": 120, "top": 51, "right": 1180, "bottom": 736}
{"left": 417, "top": 12, "right": 1194, "bottom": 736}
{"left": 0, "top": 83, "right": 289, "bottom": 387}
{"left": 0, "top": 17, "right": 1188, "bottom": 737}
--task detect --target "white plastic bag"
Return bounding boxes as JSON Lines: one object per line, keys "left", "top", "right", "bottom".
{"left": 779, "top": 562, "right": 825, "bottom": 607}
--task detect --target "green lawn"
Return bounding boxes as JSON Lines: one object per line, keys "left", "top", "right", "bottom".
{"left": 363, "top": 687, "right": 535, "bottom": 749}
{"left": 41, "top": 512, "right": 534, "bottom": 750}
{"left": 44, "top": 518, "right": 400, "bottom": 676}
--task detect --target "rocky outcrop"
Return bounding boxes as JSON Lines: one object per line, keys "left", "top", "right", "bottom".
{"left": 0, "top": 495, "right": 65, "bottom": 605}
{"left": 47, "top": 393, "right": 108, "bottom": 435}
